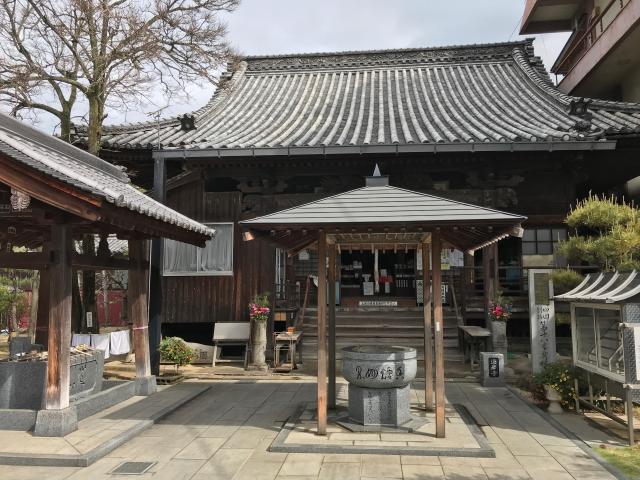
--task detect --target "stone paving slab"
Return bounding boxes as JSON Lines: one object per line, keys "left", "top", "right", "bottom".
{"left": 0, "top": 380, "right": 629, "bottom": 480}
{"left": 0, "top": 383, "right": 210, "bottom": 467}
{"left": 270, "top": 402, "right": 494, "bottom": 457}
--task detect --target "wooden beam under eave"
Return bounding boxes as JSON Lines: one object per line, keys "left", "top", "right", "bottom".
{"left": 0, "top": 155, "right": 102, "bottom": 222}
{"left": 0, "top": 252, "right": 51, "bottom": 269}
{"left": 72, "top": 253, "right": 143, "bottom": 271}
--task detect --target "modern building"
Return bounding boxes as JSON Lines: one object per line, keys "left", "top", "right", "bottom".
{"left": 521, "top": 0, "right": 640, "bottom": 101}
{"left": 78, "top": 40, "right": 640, "bottom": 360}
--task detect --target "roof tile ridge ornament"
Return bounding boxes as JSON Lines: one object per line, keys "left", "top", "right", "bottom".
{"left": 243, "top": 41, "right": 531, "bottom": 72}
{"left": 178, "top": 114, "right": 196, "bottom": 132}
{"left": 365, "top": 164, "right": 389, "bottom": 187}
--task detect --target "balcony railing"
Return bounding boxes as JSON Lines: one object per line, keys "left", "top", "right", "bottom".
{"left": 552, "top": 0, "right": 631, "bottom": 75}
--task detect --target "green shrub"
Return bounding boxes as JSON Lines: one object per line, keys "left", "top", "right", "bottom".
{"left": 558, "top": 194, "right": 640, "bottom": 270}
{"left": 159, "top": 337, "right": 195, "bottom": 370}
{"left": 532, "top": 361, "right": 577, "bottom": 409}
{"left": 550, "top": 269, "right": 584, "bottom": 295}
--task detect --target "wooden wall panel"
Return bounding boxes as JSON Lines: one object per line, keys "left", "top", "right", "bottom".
{"left": 161, "top": 184, "right": 275, "bottom": 324}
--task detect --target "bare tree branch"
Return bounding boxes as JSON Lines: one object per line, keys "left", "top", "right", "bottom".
{"left": 0, "top": 0, "right": 239, "bottom": 153}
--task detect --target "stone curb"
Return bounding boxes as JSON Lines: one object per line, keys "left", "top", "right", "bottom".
{"left": 505, "top": 385, "right": 629, "bottom": 480}
{"left": 0, "top": 384, "right": 211, "bottom": 468}
{"left": 269, "top": 403, "right": 495, "bottom": 457}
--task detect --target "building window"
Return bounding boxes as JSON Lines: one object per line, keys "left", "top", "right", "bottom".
{"left": 522, "top": 227, "right": 567, "bottom": 255}
{"left": 163, "top": 223, "right": 234, "bottom": 276}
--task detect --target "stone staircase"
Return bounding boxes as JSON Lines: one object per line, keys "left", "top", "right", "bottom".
{"left": 299, "top": 307, "right": 464, "bottom": 371}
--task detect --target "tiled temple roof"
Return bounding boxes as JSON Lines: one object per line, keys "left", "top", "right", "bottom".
{"left": 93, "top": 40, "right": 640, "bottom": 151}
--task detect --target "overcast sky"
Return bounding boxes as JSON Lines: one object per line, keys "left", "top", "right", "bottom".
{"left": 16, "top": 0, "right": 571, "bottom": 133}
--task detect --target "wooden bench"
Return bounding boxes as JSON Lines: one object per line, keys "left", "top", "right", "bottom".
{"left": 212, "top": 322, "right": 251, "bottom": 368}
{"left": 458, "top": 325, "right": 491, "bottom": 368}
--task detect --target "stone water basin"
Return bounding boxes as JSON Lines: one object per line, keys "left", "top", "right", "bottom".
{"left": 342, "top": 345, "right": 417, "bottom": 389}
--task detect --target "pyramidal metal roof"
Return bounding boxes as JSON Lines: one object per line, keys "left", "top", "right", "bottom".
{"left": 241, "top": 178, "right": 525, "bottom": 252}
{"left": 242, "top": 183, "right": 525, "bottom": 227}
{"left": 89, "top": 39, "right": 640, "bottom": 153}
{"left": 554, "top": 271, "right": 640, "bottom": 303}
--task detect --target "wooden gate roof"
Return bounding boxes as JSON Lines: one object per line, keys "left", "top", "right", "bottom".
{"left": 240, "top": 176, "right": 525, "bottom": 253}
{"left": 90, "top": 39, "right": 640, "bottom": 154}
{"left": 0, "top": 112, "right": 214, "bottom": 246}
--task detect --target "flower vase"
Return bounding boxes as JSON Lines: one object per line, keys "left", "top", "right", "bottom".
{"left": 250, "top": 320, "right": 268, "bottom": 371}
{"left": 545, "top": 385, "right": 563, "bottom": 414}
{"left": 490, "top": 320, "right": 507, "bottom": 356}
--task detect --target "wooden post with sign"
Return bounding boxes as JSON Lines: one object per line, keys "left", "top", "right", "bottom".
{"left": 432, "top": 232, "right": 445, "bottom": 438}
{"left": 317, "top": 231, "right": 328, "bottom": 435}
{"left": 422, "top": 243, "right": 433, "bottom": 411}
{"left": 328, "top": 243, "right": 337, "bottom": 409}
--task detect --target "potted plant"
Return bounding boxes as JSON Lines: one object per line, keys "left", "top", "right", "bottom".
{"left": 249, "top": 293, "right": 270, "bottom": 371}
{"left": 488, "top": 292, "right": 512, "bottom": 356}
{"left": 158, "top": 337, "right": 195, "bottom": 382}
{"left": 533, "top": 361, "right": 576, "bottom": 414}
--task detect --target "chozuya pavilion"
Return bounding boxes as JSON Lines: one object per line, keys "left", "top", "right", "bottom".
{"left": 241, "top": 170, "right": 525, "bottom": 437}
{"left": 0, "top": 111, "right": 214, "bottom": 436}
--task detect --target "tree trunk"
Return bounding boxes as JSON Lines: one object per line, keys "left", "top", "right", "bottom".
{"left": 86, "top": 94, "right": 103, "bottom": 156}
{"left": 71, "top": 272, "right": 82, "bottom": 333}
{"left": 10, "top": 303, "right": 18, "bottom": 334}
{"left": 59, "top": 108, "right": 72, "bottom": 143}
{"left": 28, "top": 276, "right": 39, "bottom": 343}
{"left": 102, "top": 271, "right": 110, "bottom": 326}
{"left": 82, "top": 236, "right": 98, "bottom": 334}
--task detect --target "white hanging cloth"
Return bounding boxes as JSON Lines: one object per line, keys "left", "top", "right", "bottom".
{"left": 71, "top": 333, "right": 91, "bottom": 347}
{"left": 90, "top": 333, "right": 110, "bottom": 359}
{"left": 110, "top": 330, "right": 131, "bottom": 355}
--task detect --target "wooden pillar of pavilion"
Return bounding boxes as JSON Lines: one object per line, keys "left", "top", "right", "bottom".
{"left": 129, "top": 239, "right": 157, "bottom": 395}
{"left": 44, "top": 225, "right": 73, "bottom": 411}
{"left": 422, "top": 243, "right": 433, "bottom": 411}
{"left": 317, "top": 231, "right": 328, "bottom": 435}
{"left": 34, "top": 224, "right": 77, "bottom": 436}
{"left": 328, "top": 243, "right": 337, "bottom": 410}
{"left": 432, "top": 232, "right": 445, "bottom": 438}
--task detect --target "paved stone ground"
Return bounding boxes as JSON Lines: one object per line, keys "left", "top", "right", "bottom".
{"left": 4, "top": 380, "right": 620, "bottom": 479}
{"left": 0, "top": 383, "right": 208, "bottom": 462}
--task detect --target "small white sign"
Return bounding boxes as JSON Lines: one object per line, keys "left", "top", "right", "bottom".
{"left": 86, "top": 311, "right": 93, "bottom": 328}
{"left": 358, "top": 300, "right": 398, "bottom": 307}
